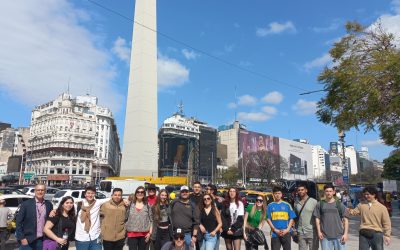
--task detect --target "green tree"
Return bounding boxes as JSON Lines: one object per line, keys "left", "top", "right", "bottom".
{"left": 317, "top": 21, "right": 400, "bottom": 147}
{"left": 382, "top": 152, "right": 400, "bottom": 180}
{"left": 222, "top": 166, "right": 241, "bottom": 186}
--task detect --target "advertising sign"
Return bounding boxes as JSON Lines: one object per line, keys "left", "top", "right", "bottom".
{"left": 239, "top": 130, "right": 279, "bottom": 156}
{"left": 279, "top": 138, "right": 313, "bottom": 179}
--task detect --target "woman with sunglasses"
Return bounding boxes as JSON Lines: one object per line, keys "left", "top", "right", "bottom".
{"left": 243, "top": 195, "right": 268, "bottom": 250}
{"left": 198, "top": 194, "right": 222, "bottom": 250}
{"left": 43, "top": 196, "right": 76, "bottom": 250}
{"left": 153, "top": 189, "right": 171, "bottom": 250}
{"left": 221, "top": 187, "right": 244, "bottom": 250}
{"left": 126, "top": 186, "right": 154, "bottom": 250}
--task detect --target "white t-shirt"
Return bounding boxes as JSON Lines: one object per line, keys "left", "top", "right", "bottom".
{"left": 229, "top": 201, "right": 244, "bottom": 225}
{"left": 75, "top": 199, "right": 109, "bottom": 242}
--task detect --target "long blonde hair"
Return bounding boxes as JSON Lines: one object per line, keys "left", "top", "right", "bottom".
{"left": 250, "top": 195, "right": 266, "bottom": 221}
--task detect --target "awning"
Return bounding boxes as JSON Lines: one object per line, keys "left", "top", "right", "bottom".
{"left": 47, "top": 174, "right": 69, "bottom": 181}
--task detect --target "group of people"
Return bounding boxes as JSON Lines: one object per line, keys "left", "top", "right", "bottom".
{"left": 6, "top": 181, "right": 393, "bottom": 250}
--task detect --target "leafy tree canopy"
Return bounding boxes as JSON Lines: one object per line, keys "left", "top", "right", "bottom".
{"left": 382, "top": 151, "right": 400, "bottom": 181}
{"left": 317, "top": 21, "right": 400, "bottom": 147}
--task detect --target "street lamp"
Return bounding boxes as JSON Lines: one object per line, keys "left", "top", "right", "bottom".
{"left": 338, "top": 131, "right": 350, "bottom": 190}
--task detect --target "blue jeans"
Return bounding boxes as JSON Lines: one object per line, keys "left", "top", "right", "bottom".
{"left": 200, "top": 232, "right": 218, "bottom": 250}
{"left": 184, "top": 232, "right": 193, "bottom": 248}
{"left": 214, "top": 233, "right": 220, "bottom": 250}
{"left": 19, "top": 238, "right": 43, "bottom": 250}
{"left": 76, "top": 238, "right": 102, "bottom": 250}
{"left": 321, "top": 237, "right": 345, "bottom": 250}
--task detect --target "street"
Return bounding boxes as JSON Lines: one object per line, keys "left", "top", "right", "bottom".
{"left": 6, "top": 202, "right": 400, "bottom": 250}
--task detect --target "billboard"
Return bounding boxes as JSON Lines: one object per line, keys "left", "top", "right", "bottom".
{"left": 239, "top": 130, "right": 279, "bottom": 156}
{"left": 330, "top": 142, "right": 338, "bottom": 155}
{"left": 159, "top": 137, "right": 198, "bottom": 176}
{"left": 279, "top": 138, "right": 313, "bottom": 179}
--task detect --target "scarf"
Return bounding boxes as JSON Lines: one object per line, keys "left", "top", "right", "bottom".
{"left": 80, "top": 200, "right": 96, "bottom": 233}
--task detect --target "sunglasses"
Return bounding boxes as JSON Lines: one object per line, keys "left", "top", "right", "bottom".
{"left": 203, "top": 197, "right": 211, "bottom": 201}
{"left": 174, "top": 236, "right": 184, "bottom": 240}
{"left": 136, "top": 191, "right": 145, "bottom": 194}
{"left": 181, "top": 190, "right": 189, "bottom": 193}
{"left": 256, "top": 199, "right": 264, "bottom": 202}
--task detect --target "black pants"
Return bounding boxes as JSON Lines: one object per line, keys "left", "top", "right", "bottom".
{"left": 128, "top": 237, "right": 147, "bottom": 250}
{"left": 271, "top": 234, "right": 291, "bottom": 250}
{"left": 103, "top": 238, "right": 125, "bottom": 250}
{"left": 155, "top": 227, "right": 171, "bottom": 250}
{"left": 359, "top": 232, "right": 384, "bottom": 250}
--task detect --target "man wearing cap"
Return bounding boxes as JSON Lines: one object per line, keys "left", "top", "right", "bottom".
{"left": 0, "top": 199, "right": 12, "bottom": 250}
{"left": 169, "top": 186, "right": 200, "bottom": 248}
{"left": 161, "top": 228, "right": 194, "bottom": 250}
{"left": 147, "top": 184, "right": 158, "bottom": 206}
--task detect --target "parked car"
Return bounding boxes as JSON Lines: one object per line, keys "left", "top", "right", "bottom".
{"left": 23, "top": 186, "right": 60, "bottom": 201}
{"left": 0, "top": 188, "right": 26, "bottom": 195}
{"left": 52, "top": 189, "right": 108, "bottom": 208}
{"left": 0, "top": 194, "right": 33, "bottom": 216}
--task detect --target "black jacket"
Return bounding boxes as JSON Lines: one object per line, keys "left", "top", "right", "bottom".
{"left": 16, "top": 198, "right": 53, "bottom": 243}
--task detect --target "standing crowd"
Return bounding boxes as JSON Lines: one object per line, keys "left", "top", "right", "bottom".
{"left": 7, "top": 182, "right": 392, "bottom": 250}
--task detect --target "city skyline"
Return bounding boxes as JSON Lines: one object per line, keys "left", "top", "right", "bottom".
{"left": 1, "top": 0, "right": 398, "bottom": 161}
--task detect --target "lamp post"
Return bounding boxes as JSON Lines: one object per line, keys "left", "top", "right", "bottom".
{"left": 338, "top": 131, "right": 350, "bottom": 190}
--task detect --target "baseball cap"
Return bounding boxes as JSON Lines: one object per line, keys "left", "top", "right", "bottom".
{"left": 174, "top": 228, "right": 184, "bottom": 237}
{"left": 180, "top": 185, "right": 189, "bottom": 191}
{"left": 146, "top": 183, "right": 157, "bottom": 190}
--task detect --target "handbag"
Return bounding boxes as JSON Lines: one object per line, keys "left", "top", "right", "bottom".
{"left": 292, "top": 197, "right": 310, "bottom": 244}
{"left": 248, "top": 228, "right": 266, "bottom": 246}
{"left": 232, "top": 227, "right": 243, "bottom": 237}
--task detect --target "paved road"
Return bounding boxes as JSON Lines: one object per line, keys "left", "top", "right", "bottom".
{"left": 7, "top": 201, "right": 400, "bottom": 250}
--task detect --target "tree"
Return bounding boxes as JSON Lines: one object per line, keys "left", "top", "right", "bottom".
{"left": 382, "top": 152, "right": 400, "bottom": 180}
{"left": 239, "top": 150, "right": 288, "bottom": 184}
{"left": 317, "top": 21, "right": 400, "bottom": 147}
{"left": 222, "top": 166, "right": 241, "bottom": 186}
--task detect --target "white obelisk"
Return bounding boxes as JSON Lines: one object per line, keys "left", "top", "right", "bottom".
{"left": 121, "top": 0, "right": 158, "bottom": 176}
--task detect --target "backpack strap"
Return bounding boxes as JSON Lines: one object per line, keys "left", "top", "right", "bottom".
{"left": 320, "top": 199, "right": 343, "bottom": 219}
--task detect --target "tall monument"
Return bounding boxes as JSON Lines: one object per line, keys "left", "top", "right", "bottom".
{"left": 121, "top": 0, "right": 158, "bottom": 176}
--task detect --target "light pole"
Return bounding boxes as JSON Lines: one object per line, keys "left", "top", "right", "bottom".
{"left": 339, "top": 131, "right": 350, "bottom": 190}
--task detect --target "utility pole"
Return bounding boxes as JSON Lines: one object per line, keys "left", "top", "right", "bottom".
{"left": 338, "top": 131, "right": 350, "bottom": 190}
{"left": 211, "top": 151, "right": 214, "bottom": 184}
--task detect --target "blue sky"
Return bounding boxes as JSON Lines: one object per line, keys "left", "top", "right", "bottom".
{"left": 0, "top": 0, "right": 399, "bottom": 161}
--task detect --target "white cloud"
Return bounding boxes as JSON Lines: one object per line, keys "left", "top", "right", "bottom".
{"left": 361, "top": 139, "right": 384, "bottom": 147}
{"left": 262, "top": 106, "right": 278, "bottom": 115}
{"left": 112, "top": 37, "right": 130, "bottom": 64}
{"left": 262, "top": 91, "right": 283, "bottom": 104}
{"left": 0, "top": 0, "right": 123, "bottom": 112}
{"left": 238, "top": 95, "right": 257, "bottom": 106}
{"left": 256, "top": 21, "right": 296, "bottom": 36}
{"left": 238, "top": 112, "right": 271, "bottom": 122}
{"left": 292, "top": 99, "right": 317, "bottom": 115}
{"left": 157, "top": 53, "right": 189, "bottom": 88}
{"left": 304, "top": 53, "right": 332, "bottom": 71}
{"left": 181, "top": 49, "right": 200, "bottom": 60}
{"left": 227, "top": 102, "right": 237, "bottom": 109}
